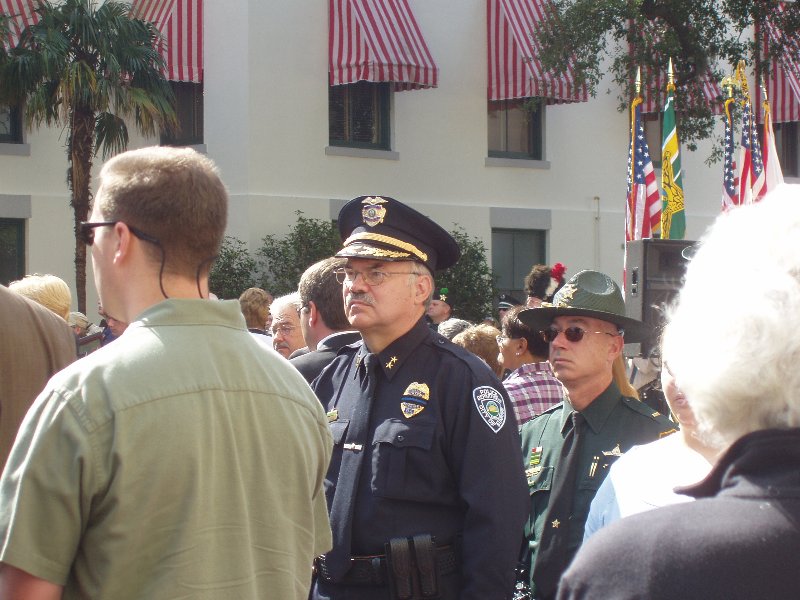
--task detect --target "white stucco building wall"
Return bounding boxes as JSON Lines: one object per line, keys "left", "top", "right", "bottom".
{"left": 1, "top": 0, "right": 735, "bottom": 319}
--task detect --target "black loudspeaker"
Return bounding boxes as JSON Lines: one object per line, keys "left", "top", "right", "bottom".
{"left": 625, "top": 239, "right": 695, "bottom": 357}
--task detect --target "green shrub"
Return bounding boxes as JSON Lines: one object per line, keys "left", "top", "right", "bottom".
{"left": 435, "top": 226, "right": 497, "bottom": 323}
{"left": 256, "top": 211, "right": 340, "bottom": 296}
{"left": 209, "top": 236, "right": 257, "bottom": 299}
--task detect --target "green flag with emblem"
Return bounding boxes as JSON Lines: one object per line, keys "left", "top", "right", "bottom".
{"left": 661, "top": 61, "right": 685, "bottom": 239}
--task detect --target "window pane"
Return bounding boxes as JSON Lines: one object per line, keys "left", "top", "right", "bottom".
{"left": 487, "top": 99, "right": 543, "bottom": 159}
{"left": 161, "top": 82, "right": 203, "bottom": 146}
{"left": 492, "top": 228, "right": 547, "bottom": 299}
{"left": 329, "top": 85, "right": 347, "bottom": 143}
{"left": 775, "top": 122, "right": 799, "bottom": 177}
{"left": 0, "top": 104, "right": 23, "bottom": 144}
{"left": 350, "top": 83, "right": 378, "bottom": 144}
{"left": 505, "top": 105, "right": 529, "bottom": 154}
{"left": 328, "top": 81, "right": 389, "bottom": 149}
{"left": 0, "top": 219, "right": 25, "bottom": 286}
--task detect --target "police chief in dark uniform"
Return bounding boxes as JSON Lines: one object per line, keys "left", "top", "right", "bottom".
{"left": 516, "top": 270, "right": 677, "bottom": 600}
{"left": 311, "top": 196, "right": 529, "bottom": 600}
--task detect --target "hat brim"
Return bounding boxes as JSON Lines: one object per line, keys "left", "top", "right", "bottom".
{"left": 518, "top": 306, "right": 652, "bottom": 344}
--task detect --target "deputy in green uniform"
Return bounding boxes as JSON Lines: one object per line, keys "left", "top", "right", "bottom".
{"left": 517, "top": 270, "right": 677, "bottom": 600}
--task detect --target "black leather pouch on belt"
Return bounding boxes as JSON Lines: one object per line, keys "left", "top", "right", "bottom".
{"left": 384, "top": 534, "right": 442, "bottom": 600}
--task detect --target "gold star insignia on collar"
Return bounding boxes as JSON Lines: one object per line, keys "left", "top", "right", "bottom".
{"left": 551, "top": 519, "right": 561, "bottom": 529}
{"left": 386, "top": 356, "right": 398, "bottom": 369}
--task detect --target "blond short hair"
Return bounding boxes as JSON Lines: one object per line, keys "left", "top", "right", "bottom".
{"left": 9, "top": 274, "right": 71, "bottom": 321}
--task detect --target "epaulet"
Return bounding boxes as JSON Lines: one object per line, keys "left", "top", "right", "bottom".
{"left": 621, "top": 397, "right": 678, "bottom": 433}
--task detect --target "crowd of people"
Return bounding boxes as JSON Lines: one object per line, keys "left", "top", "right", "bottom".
{"left": 0, "top": 146, "right": 798, "bottom": 599}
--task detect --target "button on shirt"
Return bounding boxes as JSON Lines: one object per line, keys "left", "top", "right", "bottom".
{"left": 312, "top": 318, "right": 529, "bottom": 600}
{"left": 503, "top": 361, "right": 566, "bottom": 426}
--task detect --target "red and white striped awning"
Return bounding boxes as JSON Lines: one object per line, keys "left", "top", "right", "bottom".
{"left": 758, "top": 7, "right": 800, "bottom": 123}
{"left": 130, "top": 0, "right": 176, "bottom": 32}
{"left": 132, "top": 0, "right": 202, "bottom": 83}
{"left": 163, "top": 0, "right": 202, "bottom": 83}
{"left": 2, "top": 0, "right": 201, "bottom": 83}
{"left": 0, "top": 0, "right": 37, "bottom": 48}
{"left": 329, "top": 0, "right": 438, "bottom": 90}
{"left": 487, "top": 0, "right": 587, "bottom": 103}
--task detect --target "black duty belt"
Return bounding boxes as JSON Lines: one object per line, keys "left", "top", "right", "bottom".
{"left": 314, "top": 544, "right": 458, "bottom": 586}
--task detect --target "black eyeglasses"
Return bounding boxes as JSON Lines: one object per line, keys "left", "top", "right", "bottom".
{"left": 540, "top": 326, "right": 622, "bottom": 343}
{"left": 333, "top": 267, "right": 418, "bottom": 287}
{"left": 79, "top": 221, "right": 160, "bottom": 246}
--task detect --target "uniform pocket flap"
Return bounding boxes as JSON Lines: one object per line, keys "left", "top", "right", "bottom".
{"left": 373, "top": 419, "right": 435, "bottom": 450}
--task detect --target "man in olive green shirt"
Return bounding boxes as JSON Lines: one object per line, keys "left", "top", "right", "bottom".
{"left": 517, "top": 270, "right": 676, "bottom": 600}
{"left": 0, "top": 147, "right": 333, "bottom": 600}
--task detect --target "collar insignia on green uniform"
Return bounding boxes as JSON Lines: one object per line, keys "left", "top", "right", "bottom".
{"left": 400, "top": 381, "right": 429, "bottom": 418}
{"left": 659, "top": 428, "right": 678, "bottom": 439}
{"left": 473, "top": 386, "right": 506, "bottom": 433}
{"left": 327, "top": 408, "right": 339, "bottom": 423}
{"left": 602, "top": 443, "right": 622, "bottom": 457}
{"left": 361, "top": 196, "right": 388, "bottom": 227}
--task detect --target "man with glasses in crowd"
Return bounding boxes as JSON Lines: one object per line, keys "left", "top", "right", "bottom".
{"left": 311, "top": 196, "right": 528, "bottom": 600}
{"left": 516, "top": 270, "right": 676, "bottom": 600}
{"left": 0, "top": 147, "right": 333, "bottom": 599}
{"left": 270, "top": 292, "right": 306, "bottom": 358}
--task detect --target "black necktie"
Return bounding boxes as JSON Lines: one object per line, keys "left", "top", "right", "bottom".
{"left": 531, "top": 411, "right": 585, "bottom": 599}
{"left": 326, "top": 352, "right": 378, "bottom": 579}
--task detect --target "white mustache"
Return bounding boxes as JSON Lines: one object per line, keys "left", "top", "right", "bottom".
{"left": 347, "top": 292, "right": 375, "bottom": 308}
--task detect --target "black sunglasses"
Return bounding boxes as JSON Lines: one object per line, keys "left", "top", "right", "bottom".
{"left": 540, "top": 326, "right": 622, "bottom": 343}
{"left": 79, "top": 221, "right": 160, "bottom": 246}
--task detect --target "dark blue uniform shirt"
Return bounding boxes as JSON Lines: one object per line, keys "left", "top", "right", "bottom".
{"left": 312, "top": 318, "right": 529, "bottom": 600}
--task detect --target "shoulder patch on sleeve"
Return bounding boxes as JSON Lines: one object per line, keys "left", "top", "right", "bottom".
{"left": 473, "top": 386, "right": 506, "bottom": 433}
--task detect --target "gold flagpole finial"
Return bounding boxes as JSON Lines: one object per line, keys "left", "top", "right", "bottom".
{"left": 635, "top": 66, "right": 641, "bottom": 96}
{"left": 721, "top": 75, "right": 735, "bottom": 99}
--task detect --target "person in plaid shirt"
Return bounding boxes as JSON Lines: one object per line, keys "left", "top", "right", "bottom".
{"left": 498, "top": 305, "right": 565, "bottom": 426}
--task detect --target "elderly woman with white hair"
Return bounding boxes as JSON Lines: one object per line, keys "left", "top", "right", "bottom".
{"left": 558, "top": 188, "right": 800, "bottom": 600}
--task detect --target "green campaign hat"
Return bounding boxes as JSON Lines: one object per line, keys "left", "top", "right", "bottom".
{"left": 518, "top": 270, "right": 650, "bottom": 343}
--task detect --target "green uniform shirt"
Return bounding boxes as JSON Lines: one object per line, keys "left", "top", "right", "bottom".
{"left": 519, "top": 382, "right": 677, "bottom": 593}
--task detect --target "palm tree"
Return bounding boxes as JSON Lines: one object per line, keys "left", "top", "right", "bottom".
{"left": 0, "top": 0, "right": 176, "bottom": 312}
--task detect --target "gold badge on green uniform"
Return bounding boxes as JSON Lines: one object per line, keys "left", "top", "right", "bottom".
{"left": 400, "top": 382, "right": 430, "bottom": 418}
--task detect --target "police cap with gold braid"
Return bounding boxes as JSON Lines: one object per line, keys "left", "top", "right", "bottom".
{"left": 336, "top": 196, "right": 461, "bottom": 272}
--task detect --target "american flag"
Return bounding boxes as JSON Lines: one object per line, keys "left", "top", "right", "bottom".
{"left": 737, "top": 96, "right": 764, "bottom": 205}
{"left": 722, "top": 97, "right": 739, "bottom": 211}
{"left": 626, "top": 98, "right": 661, "bottom": 241}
